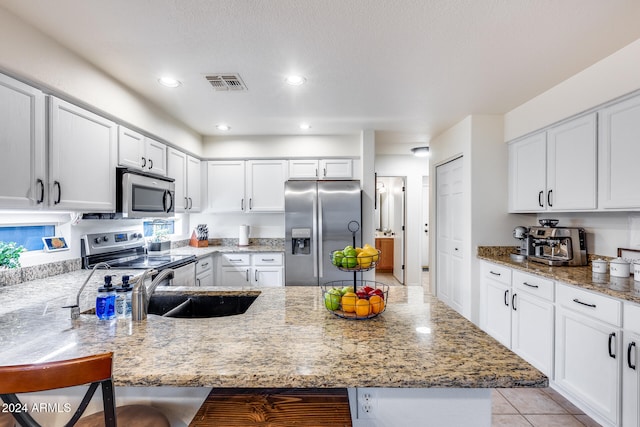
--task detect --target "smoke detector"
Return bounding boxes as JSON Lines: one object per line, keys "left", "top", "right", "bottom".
{"left": 205, "top": 74, "right": 247, "bottom": 91}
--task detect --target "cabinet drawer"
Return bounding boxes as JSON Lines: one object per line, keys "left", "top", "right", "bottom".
{"left": 480, "top": 261, "right": 511, "bottom": 285}
{"left": 195, "top": 255, "right": 213, "bottom": 275}
{"left": 252, "top": 253, "right": 283, "bottom": 266}
{"left": 513, "top": 270, "right": 554, "bottom": 302}
{"left": 624, "top": 302, "right": 640, "bottom": 335}
{"left": 220, "top": 253, "right": 251, "bottom": 266}
{"left": 557, "top": 283, "right": 621, "bottom": 326}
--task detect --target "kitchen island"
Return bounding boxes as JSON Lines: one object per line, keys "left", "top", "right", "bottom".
{"left": 0, "top": 274, "right": 546, "bottom": 426}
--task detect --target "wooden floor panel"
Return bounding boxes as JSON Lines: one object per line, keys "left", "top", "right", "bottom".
{"left": 189, "top": 388, "right": 352, "bottom": 427}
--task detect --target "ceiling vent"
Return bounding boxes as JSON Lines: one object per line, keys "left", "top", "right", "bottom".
{"left": 205, "top": 74, "right": 247, "bottom": 91}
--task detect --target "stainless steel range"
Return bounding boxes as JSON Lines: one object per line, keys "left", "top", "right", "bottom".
{"left": 81, "top": 230, "right": 196, "bottom": 286}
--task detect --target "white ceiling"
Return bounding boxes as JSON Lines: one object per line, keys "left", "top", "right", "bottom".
{"left": 2, "top": 0, "right": 640, "bottom": 146}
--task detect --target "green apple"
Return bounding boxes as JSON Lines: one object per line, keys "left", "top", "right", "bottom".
{"left": 340, "top": 286, "right": 354, "bottom": 295}
{"left": 332, "top": 250, "right": 344, "bottom": 266}
{"left": 343, "top": 245, "right": 354, "bottom": 253}
{"left": 325, "top": 288, "right": 341, "bottom": 310}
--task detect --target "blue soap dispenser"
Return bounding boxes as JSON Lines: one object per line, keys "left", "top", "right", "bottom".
{"left": 96, "top": 275, "right": 116, "bottom": 320}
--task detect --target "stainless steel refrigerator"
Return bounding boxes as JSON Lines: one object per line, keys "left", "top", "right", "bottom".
{"left": 285, "top": 180, "right": 362, "bottom": 286}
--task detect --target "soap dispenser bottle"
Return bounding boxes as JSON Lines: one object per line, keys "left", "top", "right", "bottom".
{"left": 96, "top": 275, "right": 116, "bottom": 320}
{"left": 116, "top": 275, "right": 133, "bottom": 319}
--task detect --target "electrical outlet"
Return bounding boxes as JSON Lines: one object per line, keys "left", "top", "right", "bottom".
{"left": 357, "top": 389, "right": 376, "bottom": 419}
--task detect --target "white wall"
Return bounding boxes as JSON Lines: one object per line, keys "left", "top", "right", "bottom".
{"left": 504, "top": 36, "right": 640, "bottom": 257}
{"left": 0, "top": 7, "right": 202, "bottom": 156}
{"left": 202, "top": 134, "right": 360, "bottom": 158}
{"left": 375, "top": 155, "right": 428, "bottom": 286}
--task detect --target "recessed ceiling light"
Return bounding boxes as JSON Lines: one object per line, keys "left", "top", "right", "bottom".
{"left": 299, "top": 123, "right": 311, "bottom": 130}
{"left": 411, "top": 146, "right": 430, "bottom": 157}
{"left": 216, "top": 124, "right": 231, "bottom": 131}
{"left": 285, "top": 75, "right": 306, "bottom": 86}
{"left": 158, "top": 76, "right": 182, "bottom": 88}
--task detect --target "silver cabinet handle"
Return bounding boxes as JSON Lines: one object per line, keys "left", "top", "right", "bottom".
{"left": 188, "top": 197, "right": 193, "bottom": 209}
{"left": 245, "top": 269, "right": 249, "bottom": 282}
{"left": 261, "top": 258, "right": 274, "bottom": 262}
{"left": 523, "top": 282, "right": 539, "bottom": 288}
{"left": 228, "top": 258, "right": 243, "bottom": 262}
{"left": 184, "top": 197, "right": 189, "bottom": 209}
{"left": 255, "top": 269, "right": 258, "bottom": 282}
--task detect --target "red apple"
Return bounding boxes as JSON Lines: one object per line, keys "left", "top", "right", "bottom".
{"left": 368, "top": 288, "right": 384, "bottom": 299}
{"left": 356, "top": 290, "right": 369, "bottom": 300}
{"left": 361, "top": 286, "right": 374, "bottom": 294}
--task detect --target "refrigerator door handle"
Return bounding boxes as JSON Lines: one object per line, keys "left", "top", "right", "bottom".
{"left": 318, "top": 194, "right": 324, "bottom": 278}
{"left": 312, "top": 193, "right": 318, "bottom": 278}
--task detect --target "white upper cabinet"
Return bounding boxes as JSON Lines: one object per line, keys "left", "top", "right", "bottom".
{"left": 167, "top": 148, "right": 201, "bottom": 213}
{"left": 0, "top": 74, "right": 46, "bottom": 208}
{"left": 598, "top": 93, "right": 640, "bottom": 209}
{"left": 508, "top": 113, "right": 597, "bottom": 212}
{"left": 117, "top": 126, "right": 167, "bottom": 176}
{"left": 49, "top": 97, "right": 117, "bottom": 211}
{"left": 246, "top": 160, "right": 287, "bottom": 212}
{"left": 186, "top": 155, "right": 202, "bottom": 212}
{"left": 289, "top": 159, "right": 353, "bottom": 180}
{"left": 207, "top": 160, "right": 245, "bottom": 213}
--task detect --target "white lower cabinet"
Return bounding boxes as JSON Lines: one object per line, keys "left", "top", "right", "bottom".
{"left": 195, "top": 254, "right": 214, "bottom": 287}
{"left": 480, "top": 261, "right": 512, "bottom": 347}
{"left": 623, "top": 302, "right": 640, "bottom": 427}
{"left": 217, "top": 253, "right": 283, "bottom": 287}
{"left": 554, "top": 283, "right": 621, "bottom": 427}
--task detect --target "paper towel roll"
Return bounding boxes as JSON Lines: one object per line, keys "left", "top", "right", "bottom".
{"left": 239, "top": 224, "right": 250, "bottom": 246}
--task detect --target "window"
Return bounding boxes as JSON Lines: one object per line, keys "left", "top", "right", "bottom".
{"left": 0, "top": 225, "right": 55, "bottom": 251}
{"left": 143, "top": 220, "right": 175, "bottom": 238}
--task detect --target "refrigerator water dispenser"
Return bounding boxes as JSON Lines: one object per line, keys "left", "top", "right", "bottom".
{"left": 291, "top": 228, "right": 311, "bottom": 255}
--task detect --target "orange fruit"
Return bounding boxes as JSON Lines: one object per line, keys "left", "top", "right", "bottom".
{"left": 369, "top": 295, "right": 385, "bottom": 314}
{"left": 341, "top": 292, "right": 357, "bottom": 313}
{"left": 355, "top": 299, "right": 371, "bottom": 317}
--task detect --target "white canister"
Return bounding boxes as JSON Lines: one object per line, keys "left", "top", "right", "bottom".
{"left": 238, "top": 224, "right": 250, "bottom": 246}
{"left": 634, "top": 263, "right": 640, "bottom": 282}
{"left": 609, "top": 257, "right": 631, "bottom": 278}
{"left": 591, "top": 259, "right": 608, "bottom": 274}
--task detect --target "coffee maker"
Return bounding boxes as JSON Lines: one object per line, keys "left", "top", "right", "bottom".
{"left": 527, "top": 219, "right": 587, "bottom": 266}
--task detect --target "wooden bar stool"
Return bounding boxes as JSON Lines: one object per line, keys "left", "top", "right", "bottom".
{"left": 0, "top": 352, "right": 170, "bottom": 427}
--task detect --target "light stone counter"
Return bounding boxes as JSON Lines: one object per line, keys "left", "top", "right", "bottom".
{"left": 168, "top": 243, "right": 285, "bottom": 258}
{"left": 0, "top": 277, "right": 546, "bottom": 389}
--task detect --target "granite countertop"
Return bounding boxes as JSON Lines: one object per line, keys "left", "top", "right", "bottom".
{"left": 0, "top": 276, "right": 546, "bottom": 389}
{"left": 478, "top": 252, "right": 640, "bottom": 305}
{"left": 169, "top": 244, "right": 285, "bottom": 258}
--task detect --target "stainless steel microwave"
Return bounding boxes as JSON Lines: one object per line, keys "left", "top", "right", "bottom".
{"left": 116, "top": 168, "right": 175, "bottom": 218}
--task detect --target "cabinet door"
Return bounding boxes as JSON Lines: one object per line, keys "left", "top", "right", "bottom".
{"left": 289, "top": 159, "right": 319, "bottom": 179}
{"left": 196, "top": 270, "right": 214, "bottom": 287}
{"left": 555, "top": 307, "right": 620, "bottom": 426}
{"left": 511, "top": 292, "right": 554, "bottom": 377}
{"left": 546, "top": 113, "right": 597, "bottom": 210}
{"left": 186, "top": 155, "right": 202, "bottom": 212}
{"left": 167, "top": 148, "right": 187, "bottom": 212}
{"left": 49, "top": 97, "right": 116, "bottom": 211}
{"left": 622, "top": 330, "right": 640, "bottom": 427}
{"left": 320, "top": 159, "right": 352, "bottom": 179}
{"left": 220, "top": 267, "right": 250, "bottom": 286}
{"left": 599, "top": 94, "right": 640, "bottom": 209}
{"left": 253, "top": 267, "right": 283, "bottom": 286}
{"left": 144, "top": 138, "right": 167, "bottom": 176}
{"left": 508, "top": 132, "right": 546, "bottom": 212}
{"left": 484, "top": 279, "right": 512, "bottom": 347}
{"left": 207, "top": 161, "right": 245, "bottom": 212}
{"left": 0, "top": 74, "right": 46, "bottom": 208}
{"left": 375, "top": 238, "right": 394, "bottom": 272}
{"left": 117, "top": 126, "right": 145, "bottom": 170}
{"left": 246, "top": 160, "right": 286, "bottom": 212}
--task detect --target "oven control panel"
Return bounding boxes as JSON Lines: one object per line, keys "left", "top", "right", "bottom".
{"left": 82, "top": 230, "right": 144, "bottom": 255}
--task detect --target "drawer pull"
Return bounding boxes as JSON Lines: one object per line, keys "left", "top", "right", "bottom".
{"left": 522, "top": 282, "right": 539, "bottom": 288}
{"left": 572, "top": 298, "right": 596, "bottom": 308}
{"left": 504, "top": 289, "right": 509, "bottom": 307}
{"left": 628, "top": 342, "right": 637, "bottom": 370}
{"left": 608, "top": 333, "right": 616, "bottom": 359}
{"left": 261, "top": 258, "right": 275, "bottom": 262}
{"left": 511, "top": 293, "right": 517, "bottom": 311}
{"left": 229, "top": 258, "right": 243, "bottom": 262}
{"left": 490, "top": 271, "right": 501, "bottom": 276}
{"left": 200, "top": 262, "right": 209, "bottom": 268}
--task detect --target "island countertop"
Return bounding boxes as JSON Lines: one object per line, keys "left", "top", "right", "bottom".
{"left": 0, "top": 279, "right": 546, "bottom": 390}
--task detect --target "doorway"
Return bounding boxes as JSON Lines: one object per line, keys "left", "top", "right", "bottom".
{"left": 374, "top": 176, "right": 406, "bottom": 285}
{"left": 421, "top": 176, "right": 429, "bottom": 270}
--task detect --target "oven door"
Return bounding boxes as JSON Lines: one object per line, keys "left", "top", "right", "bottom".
{"left": 119, "top": 169, "right": 175, "bottom": 218}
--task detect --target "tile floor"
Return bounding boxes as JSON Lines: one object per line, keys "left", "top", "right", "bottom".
{"left": 492, "top": 388, "right": 601, "bottom": 427}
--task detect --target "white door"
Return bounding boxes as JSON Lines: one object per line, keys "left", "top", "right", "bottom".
{"left": 421, "top": 177, "right": 429, "bottom": 269}
{"left": 117, "top": 126, "right": 145, "bottom": 170}
{"left": 599, "top": 93, "right": 640, "bottom": 209}
{"left": 0, "top": 74, "right": 46, "bottom": 208}
{"left": 546, "top": 113, "right": 597, "bottom": 210}
{"left": 186, "top": 155, "right": 201, "bottom": 212}
{"left": 207, "top": 161, "right": 245, "bottom": 212}
{"left": 49, "top": 97, "right": 116, "bottom": 211}
{"left": 508, "top": 132, "right": 546, "bottom": 212}
{"left": 511, "top": 292, "right": 554, "bottom": 377}
{"left": 392, "top": 177, "right": 405, "bottom": 284}
{"left": 144, "top": 138, "right": 167, "bottom": 176}
{"left": 167, "top": 148, "right": 187, "bottom": 212}
{"left": 436, "top": 157, "right": 465, "bottom": 315}
{"left": 484, "top": 279, "right": 512, "bottom": 347}
{"left": 246, "top": 160, "right": 287, "bottom": 212}
{"left": 622, "top": 330, "right": 640, "bottom": 427}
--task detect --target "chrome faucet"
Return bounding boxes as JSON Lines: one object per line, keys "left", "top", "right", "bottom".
{"left": 67, "top": 262, "right": 111, "bottom": 319}
{"left": 131, "top": 268, "right": 174, "bottom": 321}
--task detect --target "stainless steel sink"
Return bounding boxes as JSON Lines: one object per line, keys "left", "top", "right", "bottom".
{"left": 147, "top": 293, "right": 259, "bottom": 318}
